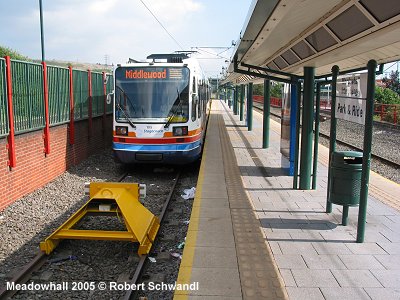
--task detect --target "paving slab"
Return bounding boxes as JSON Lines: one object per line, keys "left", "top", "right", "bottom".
{"left": 273, "top": 254, "right": 307, "bottom": 269}
{"left": 331, "top": 269, "right": 383, "bottom": 287}
{"left": 364, "top": 287, "right": 400, "bottom": 300}
{"left": 302, "top": 254, "right": 346, "bottom": 269}
{"left": 320, "top": 287, "right": 371, "bottom": 300}
{"left": 373, "top": 254, "right": 400, "bottom": 270}
{"left": 338, "top": 254, "right": 386, "bottom": 270}
{"left": 186, "top": 267, "right": 242, "bottom": 297}
{"left": 286, "top": 287, "right": 325, "bottom": 300}
{"left": 371, "top": 270, "right": 400, "bottom": 288}
{"left": 291, "top": 269, "right": 340, "bottom": 287}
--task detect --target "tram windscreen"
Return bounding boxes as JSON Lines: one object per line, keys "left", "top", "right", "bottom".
{"left": 115, "top": 66, "right": 189, "bottom": 123}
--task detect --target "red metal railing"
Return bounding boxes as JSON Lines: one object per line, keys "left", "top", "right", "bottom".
{"left": 374, "top": 103, "right": 399, "bottom": 125}
{"left": 252, "top": 95, "right": 399, "bottom": 126}
{"left": 252, "top": 95, "right": 282, "bottom": 107}
{"left": 68, "top": 66, "right": 75, "bottom": 145}
{"left": 5, "top": 56, "right": 16, "bottom": 168}
{"left": 42, "top": 61, "right": 50, "bottom": 155}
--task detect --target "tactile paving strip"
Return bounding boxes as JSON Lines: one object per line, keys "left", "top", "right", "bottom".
{"left": 218, "top": 114, "right": 288, "bottom": 300}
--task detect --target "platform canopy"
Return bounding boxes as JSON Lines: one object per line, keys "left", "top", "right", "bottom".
{"left": 224, "top": 0, "right": 400, "bottom": 84}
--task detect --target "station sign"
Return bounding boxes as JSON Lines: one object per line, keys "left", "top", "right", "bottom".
{"left": 335, "top": 73, "right": 367, "bottom": 125}
{"left": 123, "top": 68, "right": 183, "bottom": 80}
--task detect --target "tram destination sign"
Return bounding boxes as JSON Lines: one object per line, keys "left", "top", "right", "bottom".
{"left": 335, "top": 73, "right": 367, "bottom": 125}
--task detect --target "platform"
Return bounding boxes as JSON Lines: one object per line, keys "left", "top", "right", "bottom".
{"left": 175, "top": 99, "right": 400, "bottom": 300}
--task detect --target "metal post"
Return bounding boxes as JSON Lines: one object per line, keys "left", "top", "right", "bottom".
{"left": 357, "top": 60, "right": 377, "bottom": 243}
{"left": 42, "top": 62, "right": 50, "bottom": 154}
{"left": 68, "top": 66, "right": 75, "bottom": 145}
{"left": 248, "top": 82, "right": 253, "bottom": 131}
{"left": 5, "top": 56, "right": 16, "bottom": 168}
{"left": 102, "top": 72, "right": 107, "bottom": 133}
{"left": 39, "top": 0, "right": 45, "bottom": 62}
{"left": 312, "top": 82, "right": 321, "bottom": 189}
{"left": 240, "top": 84, "right": 244, "bottom": 121}
{"left": 228, "top": 87, "right": 232, "bottom": 109}
{"left": 263, "top": 79, "right": 270, "bottom": 148}
{"left": 293, "top": 82, "right": 301, "bottom": 189}
{"left": 326, "top": 65, "right": 340, "bottom": 213}
{"left": 289, "top": 84, "right": 298, "bottom": 176}
{"left": 299, "top": 67, "right": 315, "bottom": 190}
{"left": 224, "top": 88, "right": 227, "bottom": 103}
{"left": 88, "top": 70, "right": 92, "bottom": 138}
{"left": 342, "top": 206, "right": 349, "bottom": 226}
{"left": 234, "top": 86, "right": 239, "bottom": 115}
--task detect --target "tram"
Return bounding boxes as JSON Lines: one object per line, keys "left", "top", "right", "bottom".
{"left": 110, "top": 53, "right": 211, "bottom": 164}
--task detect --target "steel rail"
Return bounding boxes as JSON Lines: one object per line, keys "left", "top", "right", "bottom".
{"left": 0, "top": 252, "right": 48, "bottom": 299}
{"left": 123, "top": 169, "right": 181, "bottom": 300}
{"left": 0, "top": 171, "right": 131, "bottom": 300}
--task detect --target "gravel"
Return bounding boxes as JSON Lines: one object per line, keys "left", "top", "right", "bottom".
{"left": 0, "top": 148, "right": 199, "bottom": 300}
{"left": 0, "top": 149, "right": 123, "bottom": 280}
{"left": 318, "top": 117, "right": 400, "bottom": 184}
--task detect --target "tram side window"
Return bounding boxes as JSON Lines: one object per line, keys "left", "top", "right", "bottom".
{"left": 191, "top": 77, "right": 197, "bottom": 121}
{"left": 198, "top": 83, "right": 202, "bottom": 118}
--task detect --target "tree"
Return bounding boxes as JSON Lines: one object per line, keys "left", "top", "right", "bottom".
{"left": 0, "top": 45, "right": 30, "bottom": 61}
{"left": 382, "top": 70, "right": 400, "bottom": 96}
{"left": 253, "top": 84, "right": 264, "bottom": 95}
{"left": 270, "top": 82, "right": 283, "bottom": 98}
{"left": 375, "top": 86, "right": 400, "bottom": 105}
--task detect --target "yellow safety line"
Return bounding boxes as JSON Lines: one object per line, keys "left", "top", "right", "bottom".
{"left": 174, "top": 112, "right": 212, "bottom": 299}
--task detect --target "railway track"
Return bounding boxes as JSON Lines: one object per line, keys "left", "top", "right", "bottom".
{"left": 252, "top": 101, "right": 400, "bottom": 170}
{"left": 123, "top": 170, "right": 181, "bottom": 300}
{"left": 0, "top": 168, "right": 184, "bottom": 300}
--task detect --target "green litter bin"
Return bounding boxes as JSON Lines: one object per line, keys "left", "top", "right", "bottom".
{"left": 329, "top": 151, "right": 363, "bottom": 206}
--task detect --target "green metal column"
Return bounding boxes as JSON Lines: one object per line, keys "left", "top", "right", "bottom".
{"left": 293, "top": 82, "right": 302, "bottom": 189}
{"left": 312, "top": 82, "right": 321, "bottom": 189}
{"left": 248, "top": 82, "right": 253, "bottom": 131}
{"left": 263, "top": 79, "right": 270, "bottom": 148}
{"left": 357, "top": 60, "right": 377, "bottom": 243}
{"left": 228, "top": 87, "right": 231, "bottom": 108}
{"left": 326, "top": 65, "right": 340, "bottom": 213}
{"left": 224, "top": 87, "right": 227, "bottom": 102}
{"left": 299, "top": 67, "right": 315, "bottom": 190}
{"left": 234, "top": 86, "right": 239, "bottom": 115}
{"left": 240, "top": 84, "right": 244, "bottom": 121}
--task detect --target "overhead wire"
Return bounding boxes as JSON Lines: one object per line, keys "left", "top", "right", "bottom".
{"left": 139, "top": 0, "right": 184, "bottom": 50}
{"left": 194, "top": 47, "right": 230, "bottom": 60}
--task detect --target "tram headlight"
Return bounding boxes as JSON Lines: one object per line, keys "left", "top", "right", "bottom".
{"left": 116, "top": 126, "right": 128, "bottom": 136}
{"left": 173, "top": 126, "right": 188, "bottom": 136}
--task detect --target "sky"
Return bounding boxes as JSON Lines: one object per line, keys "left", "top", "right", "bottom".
{"left": 0, "top": 0, "right": 253, "bottom": 77}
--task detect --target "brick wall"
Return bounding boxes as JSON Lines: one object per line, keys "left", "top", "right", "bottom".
{"left": 0, "top": 116, "right": 113, "bottom": 211}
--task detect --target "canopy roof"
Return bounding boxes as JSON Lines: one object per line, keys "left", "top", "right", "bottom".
{"left": 224, "top": 0, "right": 400, "bottom": 84}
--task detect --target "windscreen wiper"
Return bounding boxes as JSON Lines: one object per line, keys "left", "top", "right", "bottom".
{"left": 164, "top": 88, "right": 182, "bottom": 129}
{"left": 115, "top": 86, "right": 136, "bottom": 113}
{"left": 116, "top": 103, "right": 136, "bottom": 129}
{"left": 115, "top": 86, "right": 136, "bottom": 128}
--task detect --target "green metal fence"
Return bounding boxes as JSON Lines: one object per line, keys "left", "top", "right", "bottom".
{"left": 48, "top": 66, "right": 70, "bottom": 125}
{"left": 11, "top": 60, "right": 45, "bottom": 134}
{"left": 0, "top": 58, "right": 8, "bottom": 137}
{"left": 72, "top": 69, "right": 89, "bottom": 120}
{"left": 91, "top": 72, "right": 105, "bottom": 117}
{"left": 0, "top": 59, "right": 113, "bottom": 139}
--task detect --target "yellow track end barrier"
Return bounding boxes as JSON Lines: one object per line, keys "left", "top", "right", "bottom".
{"left": 40, "top": 182, "right": 160, "bottom": 256}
